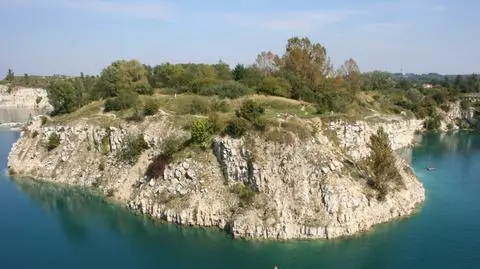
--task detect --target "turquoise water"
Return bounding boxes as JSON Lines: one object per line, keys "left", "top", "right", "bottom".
{"left": 1, "top": 131, "right": 480, "bottom": 269}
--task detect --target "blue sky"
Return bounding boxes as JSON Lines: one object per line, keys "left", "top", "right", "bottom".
{"left": 0, "top": 0, "right": 478, "bottom": 76}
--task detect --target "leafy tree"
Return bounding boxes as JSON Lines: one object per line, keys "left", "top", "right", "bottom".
{"left": 153, "top": 63, "right": 185, "bottom": 88}
{"left": 5, "top": 69, "right": 14, "bottom": 82}
{"left": 255, "top": 51, "right": 280, "bottom": 76}
{"left": 362, "top": 71, "right": 394, "bottom": 91}
{"left": 282, "top": 37, "right": 332, "bottom": 89}
{"left": 96, "top": 59, "right": 152, "bottom": 98}
{"left": 338, "top": 58, "right": 362, "bottom": 93}
{"left": 214, "top": 60, "right": 232, "bottom": 81}
{"left": 47, "top": 80, "right": 78, "bottom": 115}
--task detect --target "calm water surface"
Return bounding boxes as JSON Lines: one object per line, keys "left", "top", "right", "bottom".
{"left": 1, "top": 131, "right": 479, "bottom": 269}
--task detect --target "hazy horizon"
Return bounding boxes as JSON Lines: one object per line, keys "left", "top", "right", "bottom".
{"left": 1, "top": 0, "right": 478, "bottom": 76}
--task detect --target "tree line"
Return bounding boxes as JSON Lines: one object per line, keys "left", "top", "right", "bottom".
{"left": 2, "top": 36, "right": 478, "bottom": 123}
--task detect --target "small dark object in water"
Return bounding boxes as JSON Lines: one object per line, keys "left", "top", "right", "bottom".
{"left": 426, "top": 167, "right": 436, "bottom": 171}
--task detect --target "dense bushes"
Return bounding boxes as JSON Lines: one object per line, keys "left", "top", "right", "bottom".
{"left": 225, "top": 117, "right": 249, "bottom": 138}
{"left": 104, "top": 90, "right": 139, "bottom": 112}
{"left": 231, "top": 183, "right": 257, "bottom": 205}
{"left": 367, "top": 128, "right": 403, "bottom": 200}
{"left": 235, "top": 100, "right": 265, "bottom": 122}
{"left": 47, "top": 133, "right": 61, "bottom": 151}
{"left": 143, "top": 99, "right": 159, "bottom": 116}
{"left": 117, "top": 134, "right": 149, "bottom": 164}
{"left": 191, "top": 118, "right": 212, "bottom": 145}
{"left": 199, "top": 80, "right": 253, "bottom": 99}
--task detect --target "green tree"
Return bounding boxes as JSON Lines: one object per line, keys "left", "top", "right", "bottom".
{"left": 47, "top": 80, "right": 78, "bottom": 115}
{"left": 232, "top": 64, "right": 247, "bottom": 81}
{"left": 362, "top": 71, "right": 394, "bottom": 91}
{"left": 368, "top": 128, "right": 403, "bottom": 200}
{"left": 257, "top": 76, "right": 291, "bottom": 98}
{"left": 96, "top": 59, "right": 152, "bottom": 98}
{"left": 5, "top": 69, "right": 14, "bottom": 82}
{"left": 153, "top": 63, "right": 185, "bottom": 88}
{"left": 214, "top": 60, "right": 232, "bottom": 81}
{"left": 282, "top": 37, "right": 332, "bottom": 90}
{"left": 338, "top": 58, "right": 362, "bottom": 93}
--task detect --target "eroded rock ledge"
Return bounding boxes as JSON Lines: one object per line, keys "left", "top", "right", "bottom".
{"left": 8, "top": 115, "right": 425, "bottom": 240}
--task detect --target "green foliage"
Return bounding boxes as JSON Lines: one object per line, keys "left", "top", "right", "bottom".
{"left": 225, "top": 117, "right": 249, "bottom": 138}
{"left": 143, "top": 99, "right": 159, "bottom": 116}
{"left": 40, "top": 116, "right": 48, "bottom": 125}
{"left": 368, "top": 128, "right": 403, "bottom": 200}
{"left": 104, "top": 90, "right": 139, "bottom": 112}
{"left": 257, "top": 76, "right": 291, "bottom": 98}
{"left": 118, "top": 134, "right": 149, "bottom": 164}
{"left": 101, "top": 134, "right": 110, "bottom": 155}
{"left": 425, "top": 116, "right": 442, "bottom": 131}
{"left": 236, "top": 100, "right": 265, "bottom": 122}
{"left": 47, "top": 80, "right": 78, "bottom": 115}
{"left": 231, "top": 183, "right": 257, "bottom": 205}
{"left": 189, "top": 97, "right": 211, "bottom": 115}
{"left": 191, "top": 118, "right": 212, "bottom": 145}
{"left": 96, "top": 59, "right": 152, "bottom": 98}
{"left": 201, "top": 80, "right": 253, "bottom": 99}
{"left": 47, "top": 133, "right": 61, "bottom": 151}
{"left": 232, "top": 64, "right": 247, "bottom": 81}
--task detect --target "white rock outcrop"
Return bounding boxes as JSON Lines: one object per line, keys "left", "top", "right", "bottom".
{"left": 8, "top": 114, "right": 425, "bottom": 240}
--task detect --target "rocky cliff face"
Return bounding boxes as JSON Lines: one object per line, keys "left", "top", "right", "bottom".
{"left": 0, "top": 85, "right": 52, "bottom": 123}
{"left": 8, "top": 114, "right": 425, "bottom": 240}
{"left": 327, "top": 118, "right": 424, "bottom": 160}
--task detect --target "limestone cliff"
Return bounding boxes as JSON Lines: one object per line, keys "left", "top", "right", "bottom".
{"left": 8, "top": 114, "right": 425, "bottom": 240}
{"left": 0, "top": 85, "right": 52, "bottom": 123}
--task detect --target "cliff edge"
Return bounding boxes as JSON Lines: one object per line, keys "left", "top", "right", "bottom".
{"left": 8, "top": 113, "right": 425, "bottom": 240}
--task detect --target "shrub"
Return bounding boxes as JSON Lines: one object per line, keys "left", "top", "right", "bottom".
{"left": 104, "top": 90, "right": 139, "bottom": 112}
{"left": 101, "top": 135, "right": 110, "bottom": 155}
{"left": 231, "top": 183, "right": 257, "bottom": 205}
{"left": 40, "top": 116, "right": 48, "bottom": 125}
{"left": 191, "top": 118, "right": 212, "bottom": 145}
{"left": 425, "top": 116, "right": 442, "bottom": 131}
{"left": 208, "top": 112, "right": 226, "bottom": 134}
{"left": 446, "top": 123, "right": 454, "bottom": 130}
{"left": 368, "top": 128, "right": 403, "bottom": 200}
{"left": 32, "top": 130, "right": 39, "bottom": 138}
{"left": 236, "top": 100, "right": 265, "bottom": 122}
{"left": 127, "top": 107, "right": 145, "bottom": 122}
{"left": 162, "top": 136, "right": 185, "bottom": 158}
{"left": 211, "top": 81, "right": 253, "bottom": 99}
{"left": 118, "top": 134, "right": 149, "bottom": 164}
{"left": 143, "top": 99, "right": 159, "bottom": 116}
{"left": 47, "top": 133, "right": 61, "bottom": 151}
{"left": 225, "top": 117, "right": 249, "bottom": 138}
{"left": 190, "top": 97, "right": 211, "bottom": 115}
{"left": 98, "top": 160, "right": 105, "bottom": 171}
{"left": 210, "top": 99, "right": 230, "bottom": 113}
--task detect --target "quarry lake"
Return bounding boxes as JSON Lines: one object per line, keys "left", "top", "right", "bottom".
{"left": 1, "top": 130, "right": 480, "bottom": 269}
